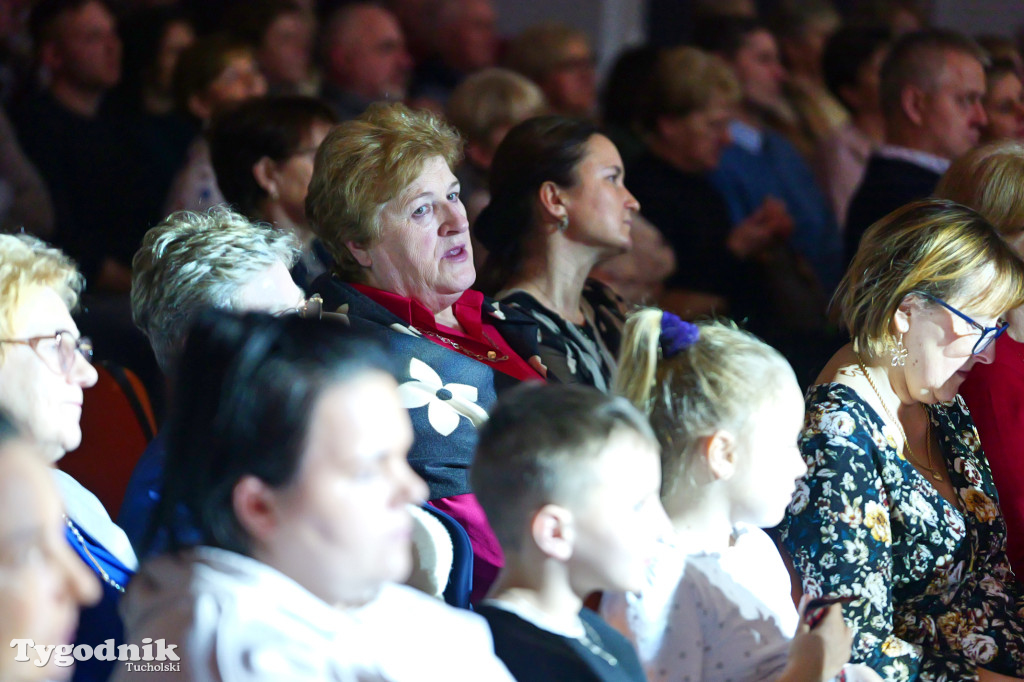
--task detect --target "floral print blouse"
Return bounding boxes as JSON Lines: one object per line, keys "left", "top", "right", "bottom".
{"left": 778, "top": 383, "right": 1024, "bottom": 681}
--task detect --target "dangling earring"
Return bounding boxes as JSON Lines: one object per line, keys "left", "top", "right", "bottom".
{"left": 557, "top": 215, "right": 569, "bottom": 232}
{"left": 269, "top": 188, "right": 280, "bottom": 202}
{"left": 889, "top": 334, "right": 908, "bottom": 367}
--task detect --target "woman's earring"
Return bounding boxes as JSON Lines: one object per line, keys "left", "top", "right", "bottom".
{"left": 890, "top": 334, "right": 908, "bottom": 367}
{"left": 557, "top": 215, "right": 569, "bottom": 232}
{"left": 269, "top": 188, "right": 280, "bottom": 202}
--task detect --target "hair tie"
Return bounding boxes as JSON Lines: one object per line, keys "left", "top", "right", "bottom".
{"left": 660, "top": 311, "right": 699, "bottom": 357}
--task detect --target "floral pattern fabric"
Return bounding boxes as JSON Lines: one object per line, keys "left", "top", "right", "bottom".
{"left": 778, "top": 383, "right": 1024, "bottom": 681}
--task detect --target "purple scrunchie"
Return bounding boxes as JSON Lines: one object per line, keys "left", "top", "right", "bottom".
{"left": 660, "top": 311, "right": 699, "bottom": 357}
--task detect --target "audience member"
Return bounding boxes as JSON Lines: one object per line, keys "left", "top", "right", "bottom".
{"left": 696, "top": 16, "right": 842, "bottom": 293}
{"left": 14, "top": 0, "right": 159, "bottom": 292}
{"left": 0, "top": 233, "right": 136, "bottom": 682}
{"left": 935, "top": 141, "right": 1024, "bottom": 581}
{"left": 474, "top": 116, "right": 636, "bottom": 391}
{"left": 504, "top": 22, "right": 598, "bottom": 119}
{"left": 446, "top": 67, "right": 546, "bottom": 228}
{"left": 0, "top": 107, "right": 54, "bottom": 237}
{"left": 589, "top": 215, "right": 676, "bottom": 308}
{"left": 849, "top": 0, "right": 924, "bottom": 36}
{"left": 815, "top": 25, "right": 890, "bottom": 230}
{"left": 607, "top": 311, "right": 879, "bottom": 682}
{"left": 844, "top": 30, "right": 988, "bottom": 264}
{"left": 318, "top": 2, "right": 412, "bottom": 120}
{"left": 0, "top": 412, "right": 101, "bottom": 682}
{"left": 410, "top": 0, "right": 498, "bottom": 109}
{"left": 976, "top": 34, "right": 1024, "bottom": 75}
{"left": 600, "top": 45, "right": 660, "bottom": 168}
{"left": 116, "top": 6, "right": 197, "bottom": 213}
{"left": 768, "top": 0, "right": 847, "bottom": 158}
{"left": 306, "top": 102, "right": 547, "bottom": 601}
{"left": 115, "top": 311, "right": 515, "bottom": 681}
{"left": 230, "top": 0, "right": 316, "bottom": 96}
{"left": 209, "top": 95, "right": 338, "bottom": 291}
{"left": 981, "top": 59, "right": 1024, "bottom": 143}
{"left": 778, "top": 199, "right": 1024, "bottom": 679}
{"left": 471, "top": 383, "right": 667, "bottom": 681}
{"left": 120, "top": 207, "right": 305, "bottom": 552}
{"left": 164, "top": 33, "right": 267, "bottom": 214}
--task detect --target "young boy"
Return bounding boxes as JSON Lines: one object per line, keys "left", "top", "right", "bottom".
{"left": 470, "top": 384, "right": 670, "bottom": 681}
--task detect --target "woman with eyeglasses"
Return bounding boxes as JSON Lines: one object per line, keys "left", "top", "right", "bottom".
{"left": 776, "top": 200, "right": 1024, "bottom": 681}
{"left": 0, "top": 233, "right": 137, "bottom": 682}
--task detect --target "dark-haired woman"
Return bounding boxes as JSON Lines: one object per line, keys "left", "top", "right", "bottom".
{"left": 475, "top": 116, "right": 638, "bottom": 391}
{"left": 116, "top": 311, "right": 515, "bottom": 681}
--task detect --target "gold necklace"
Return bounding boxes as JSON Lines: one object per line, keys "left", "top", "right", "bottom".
{"left": 416, "top": 328, "right": 509, "bottom": 362}
{"left": 64, "top": 514, "right": 126, "bottom": 593}
{"left": 855, "top": 354, "right": 943, "bottom": 482}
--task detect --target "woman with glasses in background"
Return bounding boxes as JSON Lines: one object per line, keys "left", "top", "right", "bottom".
{"left": 0, "top": 233, "right": 137, "bottom": 682}
{"left": 777, "top": 200, "right": 1024, "bottom": 681}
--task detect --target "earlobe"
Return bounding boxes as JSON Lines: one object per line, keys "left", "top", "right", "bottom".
{"left": 345, "top": 241, "right": 373, "bottom": 268}
{"left": 232, "top": 476, "right": 278, "bottom": 543}
{"left": 706, "top": 430, "right": 738, "bottom": 481}
{"left": 252, "top": 157, "right": 278, "bottom": 196}
{"left": 893, "top": 297, "right": 913, "bottom": 334}
{"left": 531, "top": 504, "right": 574, "bottom": 562}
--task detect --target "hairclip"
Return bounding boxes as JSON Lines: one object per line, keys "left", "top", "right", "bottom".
{"left": 660, "top": 311, "right": 699, "bottom": 358}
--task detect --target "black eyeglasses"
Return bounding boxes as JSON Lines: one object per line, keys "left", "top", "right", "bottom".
{"left": 914, "top": 291, "right": 1009, "bottom": 355}
{"left": 0, "top": 331, "right": 94, "bottom": 375}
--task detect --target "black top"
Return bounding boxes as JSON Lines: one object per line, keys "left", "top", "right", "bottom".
{"left": 478, "top": 605, "right": 646, "bottom": 682}
{"left": 11, "top": 92, "right": 161, "bottom": 279}
{"left": 844, "top": 154, "right": 942, "bottom": 266}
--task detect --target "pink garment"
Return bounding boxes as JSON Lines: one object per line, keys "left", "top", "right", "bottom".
{"left": 430, "top": 493, "right": 504, "bottom": 603}
{"left": 815, "top": 122, "right": 874, "bottom": 232}
{"left": 959, "top": 333, "right": 1024, "bottom": 581}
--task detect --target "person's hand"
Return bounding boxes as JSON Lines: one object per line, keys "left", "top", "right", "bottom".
{"left": 977, "top": 668, "right": 1024, "bottom": 681}
{"left": 759, "top": 196, "right": 795, "bottom": 240}
{"left": 777, "top": 601, "right": 852, "bottom": 682}
{"left": 726, "top": 197, "right": 794, "bottom": 259}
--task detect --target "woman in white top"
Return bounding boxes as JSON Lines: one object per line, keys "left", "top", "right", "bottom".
{"left": 117, "top": 311, "right": 514, "bottom": 681}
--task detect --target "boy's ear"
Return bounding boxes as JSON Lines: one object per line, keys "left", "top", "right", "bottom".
{"left": 704, "top": 430, "right": 738, "bottom": 481}
{"left": 530, "top": 504, "right": 575, "bottom": 561}
{"left": 232, "top": 475, "right": 279, "bottom": 542}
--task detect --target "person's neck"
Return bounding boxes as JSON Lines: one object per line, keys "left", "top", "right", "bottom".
{"left": 49, "top": 80, "right": 104, "bottom": 117}
{"left": 488, "top": 563, "right": 584, "bottom": 633}
{"left": 859, "top": 351, "right": 914, "bottom": 406}
{"left": 884, "top": 122, "right": 949, "bottom": 160}
{"left": 261, "top": 201, "right": 315, "bottom": 248}
{"left": 505, "top": 240, "right": 600, "bottom": 326}
{"left": 361, "top": 274, "right": 463, "bottom": 331}
{"left": 852, "top": 109, "right": 886, "bottom": 145}
{"left": 666, "top": 492, "right": 737, "bottom": 554}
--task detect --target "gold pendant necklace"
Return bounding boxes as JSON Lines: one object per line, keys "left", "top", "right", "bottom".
{"left": 856, "top": 354, "right": 943, "bottom": 482}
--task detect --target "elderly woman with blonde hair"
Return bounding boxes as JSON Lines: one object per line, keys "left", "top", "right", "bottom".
{"left": 935, "top": 141, "right": 1024, "bottom": 583}
{"left": 305, "top": 102, "right": 546, "bottom": 601}
{"left": 777, "top": 199, "right": 1024, "bottom": 681}
{"left": 0, "top": 234, "right": 137, "bottom": 682}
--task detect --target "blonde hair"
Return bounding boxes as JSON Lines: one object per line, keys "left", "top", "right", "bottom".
{"left": 131, "top": 207, "right": 300, "bottom": 374}
{"left": 446, "top": 68, "right": 547, "bottom": 148}
{"left": 835, "top": 198, "right": 1024, "bottom": 358}
{"left": 642, "top": 46, "right": 741, "bottom": 134}
{"left": 934, "top": 141, "right": 1024, "bottom": 239}
{"left": 615, "top": 310, "right": 794, "bottom": 498}
{"left": 0, "top": 235, "right": 82, "bottom": 361}
{"left": 305, "top": 103, "right": 463, "bottom": 282}
{"left": 503, "top": 22, "right": 589, "bottom": 84}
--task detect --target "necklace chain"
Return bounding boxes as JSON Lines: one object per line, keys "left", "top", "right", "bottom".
{"left": 856, "top": 354, "right": 943, "bottom": 482}
{"left": 416, "top": 328, "right": 508, "bottom": 362}
{"left": 64, "top": 515, "right": 126, "bottom": 593}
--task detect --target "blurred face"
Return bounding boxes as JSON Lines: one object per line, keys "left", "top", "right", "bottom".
{"left": 232, "top": 260, "right": 305, "bottom": 314}
{"left": 0, "top": 287, "right": 98, "bottom": 462}
{"left": 561, "top": 135, "right": 639, "bottom": 256}
{"left": 919, "top": 51, "right": 987, "bottom": 159}
{"left": 354, "top": 156, "right": 474, "bottom": 313}
{"left": 898, "top": 289, "right": 1001, "bottom": 404}
{"left": 727, "top": 375, "right": 808, "bottom": 528}
{"left": 258, "top": 12, "right": 313, "bottom": 87}
{"left": 542, "top": 38, "right": 597, "bottom": 117}
{"left": 731, "top": 29, "right": 785, "bottom": 110}
{"left": 192, "top": 51, "right": 267, "bottom": 120}
{"left": 568, "top": 430, "right": 670, "bottom": 596}
{"left": 659, "top": 92, "right": 735, "bottom": 172}
{"left": 983, "top": 71, "right": 1024, "bottom": 142}
{"left": 842, "top": 45, "right": 887, "bottom": 116}
{"left": 0, "top": 445, "right": 101, "bottom": 681}
{"left": 154, "top": 21, "right": 195, "bottom": 94}
{"left": 445, "top": 0, "right": 497, "bottom": 72}
{"left": 257, "top": 372, "right": 427, "bottom": 606}
{"left": 49, "top": 0, "right": 121, "bottom": 91}
{"left": 266, "top": 120, "right": 334, "bottom": 227}
{"left": 329, "top": 6, "right": 411, "bottom": 100}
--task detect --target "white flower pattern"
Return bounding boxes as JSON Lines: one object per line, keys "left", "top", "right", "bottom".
{"left": 397, "top": 358, "right": 487, "bottom": 436}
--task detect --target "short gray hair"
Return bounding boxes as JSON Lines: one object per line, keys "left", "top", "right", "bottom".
{"left": 131, "top": 207, "right": 300, "bottom": 374}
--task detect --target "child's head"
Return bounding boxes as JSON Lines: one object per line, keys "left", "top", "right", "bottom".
{"left": 616, "top": 310, "right": 807, "bottom": 528}
{"left": 471, "top": 384, "right": 669, "bottom": 596}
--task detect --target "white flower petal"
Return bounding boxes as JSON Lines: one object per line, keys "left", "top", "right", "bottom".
{"left": 397, "top": 380, "right": 434, "bottom": 409}
{"left": 408, "top": 357, "right": 441, "bottom": 386}
{"left": 445, "top": 382, "right": 478, "bottom": 402}
{"left": 427, "top": 399, "right": 460, "bottom": 436}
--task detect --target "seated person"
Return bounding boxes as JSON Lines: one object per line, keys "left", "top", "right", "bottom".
{"left": 471, "top": 383, "right": 668, "bottom": 681}
{"left": 0, "top": 411, "right": 101, "bottom": 681}
{"left": 120, "top": 207, "right": 306, "bottom": 552}
{"left": 114, "top": 311, "right": 515, "bottom": 681}
{"left": 0, "top": 233, "right": 135, "bottom": 682}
